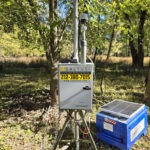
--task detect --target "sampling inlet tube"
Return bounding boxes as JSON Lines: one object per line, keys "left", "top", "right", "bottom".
{"left": 81, "top": 24, "right": 87, "bottom": 64}
{"left": 73, "top": 0, "right": 79, "bottom": 62}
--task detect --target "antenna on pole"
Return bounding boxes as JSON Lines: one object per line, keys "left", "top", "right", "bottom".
{"left": 73, "top": 0, "right": 79, "bottom": 62}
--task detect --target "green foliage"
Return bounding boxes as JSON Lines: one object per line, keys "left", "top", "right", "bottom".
{"left": 0, "top": 0, "right": 150, "bottom": 59}
{"left": 81, "top": 0, "right": 150, "bottom": 57}
{"left": 0, "top": 27, "right": 44, "bottom": 57}
{"left": 0, "top": 0, "right": 48, "bottom": 53}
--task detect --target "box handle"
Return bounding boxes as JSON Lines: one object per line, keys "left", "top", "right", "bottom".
{"left": 83, "top": 86, "right": 91, "bottom": 90}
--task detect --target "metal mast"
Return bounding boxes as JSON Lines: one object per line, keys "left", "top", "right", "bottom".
{"left": 73, "top": 0, "right": 79, "bottom": 62}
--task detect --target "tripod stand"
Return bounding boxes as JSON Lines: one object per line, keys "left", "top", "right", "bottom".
{"left": 53, "top": 110, "right": 97, "bottom": 150}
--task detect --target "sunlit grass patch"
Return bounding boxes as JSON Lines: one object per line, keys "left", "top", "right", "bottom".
{"left": 0, "top": 124, "right": 44, "bottom": 150}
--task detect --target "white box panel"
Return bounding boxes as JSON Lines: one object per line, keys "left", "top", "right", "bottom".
{"left": 58, "top": 63, "right": 94, "bottom": 111}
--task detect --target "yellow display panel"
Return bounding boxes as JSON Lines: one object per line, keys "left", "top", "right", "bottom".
{"left": 60, "top": 73, "right": 91, "bottom": 80}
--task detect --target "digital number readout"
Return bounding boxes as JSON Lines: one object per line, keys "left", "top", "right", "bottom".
{"left": 60, "top": 73, "right": 91, "bottom": 80}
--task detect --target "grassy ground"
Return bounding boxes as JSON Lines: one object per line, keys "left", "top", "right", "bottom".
{"left": 0, "top": 56, "right": 150, "bottom": 150}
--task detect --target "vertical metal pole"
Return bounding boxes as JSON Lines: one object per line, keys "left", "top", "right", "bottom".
{"left": 73, "top": 0, "right": 79, "bottom": 148}
{"left": 73, "top": 0, "right": 79, "bottom": 62}
{"left": 75, "top": 111, "right": 79, "bottom": 150}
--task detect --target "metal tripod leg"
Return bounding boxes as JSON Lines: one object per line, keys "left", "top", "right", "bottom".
{"left": 53, "top": 112, "right": 71, "bottom": 150}
{"left": 80, "top": 111, "right": 97, "bottom": 150}
{"left": 75, "top": 111, "right": 79, "bottom": 150}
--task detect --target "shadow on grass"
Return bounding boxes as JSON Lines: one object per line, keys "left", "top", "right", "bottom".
{"left": 0, "top": 60, "right": 51, "bottom": 120}
{"left": 0, "top": 88, "right": 51, "bottom": 120}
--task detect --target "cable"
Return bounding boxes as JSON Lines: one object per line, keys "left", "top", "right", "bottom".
{"left": 67, "top": 111, "right": 89, "bottom": 135}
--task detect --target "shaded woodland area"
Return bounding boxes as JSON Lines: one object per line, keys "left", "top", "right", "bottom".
{"left": 0, "top": 56, "right": 150, "bottom": 149}
{"left": 0, "top": 0, "right": 150, "bottom": 150}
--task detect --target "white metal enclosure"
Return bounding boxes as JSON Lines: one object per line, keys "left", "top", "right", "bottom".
{"left": 58, "top": 63, "right": 94, "bottom": 111}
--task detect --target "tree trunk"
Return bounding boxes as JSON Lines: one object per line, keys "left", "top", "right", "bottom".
{"left": 144, "top": 69, "right": 150, "bottom": 103}
{"left": 49, "top": 58, "right": 59, "bottom": 106}
{"left": 125, "top": 13, "right": 139, "bottom": 67}
{"left": 48, "top": 0, "right": 72, "bottom": 106}
{"left": 93, "top": 47, "right": 98, "bottom": 63}
{"left": 106, "top": 16, "right": 117, "bottom": 61}
{"left": 100, "top": 13, "right": 118, "bottom": 95}
{"left": 49, "top": 0, "right": 59, "bottom": 106}
{"left": 129, "top": 35, "right": 139, "bottom": 67}
{"left": 125, "top": 10, "right": 147, "bottom": 68}
{"left": 137, "top": 10, "right": 147, "bottom": 67}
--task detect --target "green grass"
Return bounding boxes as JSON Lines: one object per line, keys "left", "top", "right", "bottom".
{"left": 93, "top": 63, "right": 149, "bottom": 108}
{"left": 0, "top": 57, "right": 150, "bottom": 150}
{"left": 0, "top": 59, "right": 50, "bottom": 149}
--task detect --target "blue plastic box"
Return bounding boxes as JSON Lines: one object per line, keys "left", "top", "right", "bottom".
{"left": 96, "top": 105, "right": 148, "bottom": 150}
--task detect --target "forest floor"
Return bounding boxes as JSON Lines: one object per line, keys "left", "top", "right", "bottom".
{"left": 0, "top": 56, "right": 150, "bottom": 150}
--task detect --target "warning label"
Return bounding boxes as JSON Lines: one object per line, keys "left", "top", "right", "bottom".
{"left": 103, "top": 122, "right": 113, "bottom": 132}
{"left": 130, "top": 119, "right": 145, "bottom": 142}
